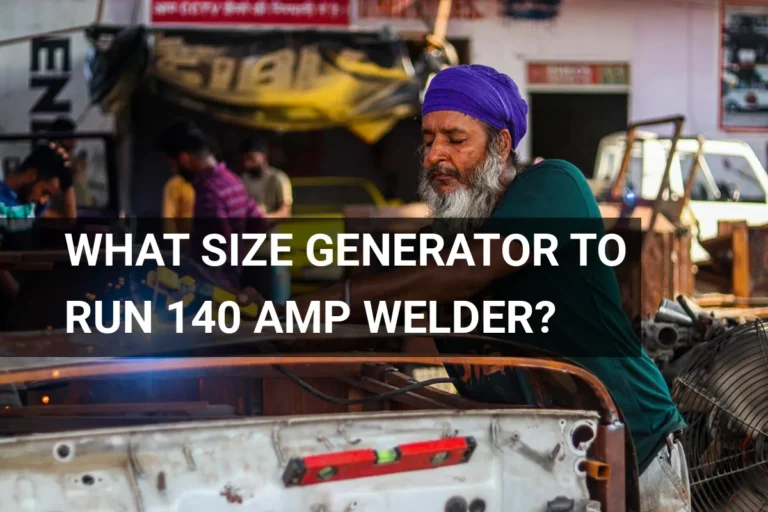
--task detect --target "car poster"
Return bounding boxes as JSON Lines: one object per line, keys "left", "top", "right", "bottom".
{"left": 721, "top": 1, "right": 768, "bottom": 132}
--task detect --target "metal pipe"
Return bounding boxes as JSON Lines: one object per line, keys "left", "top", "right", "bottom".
{"left": 431, "top": 0, "right": 453, "bottom": 44}
{"left": 682, "top": 135, "right": 706, "bottom": 208}
{"left": 609, "top": 115, "right": 686, "bottom": 201}
{"left": 644, "top": 116, "right": 685, "bottom": 248}
{"left": 593, "top": 423, "right": 629, "bottom": 512}
{"left": 0, "top": 25, "right": 93, "bottom": 48}
{"left": 0, "top": 0, "right": 104, "bottom": 48}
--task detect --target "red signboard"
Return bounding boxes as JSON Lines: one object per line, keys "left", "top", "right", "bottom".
{"left": 151, "top": 0, "right": 350, "bottom": 26}
{"left": 527, "top": 63, "right": 629, "bottom": 86}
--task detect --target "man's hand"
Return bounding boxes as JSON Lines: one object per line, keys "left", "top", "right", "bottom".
{"left": 237, "top": 287, "right": 286, "bottom": 317}
{"left": 237, "top": 287, "right": 265, "bottom": 311}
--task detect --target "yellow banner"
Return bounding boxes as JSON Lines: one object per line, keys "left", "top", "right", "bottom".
{"left": 152, "top": 31, "right": 421, "bottom": 143}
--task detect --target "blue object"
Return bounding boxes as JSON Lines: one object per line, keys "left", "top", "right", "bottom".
{"left": 620, "top": 187, "right": 636, "bottom": 218}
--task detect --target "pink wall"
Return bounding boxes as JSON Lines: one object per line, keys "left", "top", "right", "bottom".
{"left": 630, "top": 0, "right": 767, "bottom": 165}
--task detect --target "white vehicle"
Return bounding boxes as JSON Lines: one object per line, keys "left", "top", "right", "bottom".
{"left": 593, "top": 131, "right": 768, "bottom": 262}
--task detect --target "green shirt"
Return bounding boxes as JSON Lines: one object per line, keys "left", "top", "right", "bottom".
{"left": 439, "top": 159, "right": 685, "bottom": 474}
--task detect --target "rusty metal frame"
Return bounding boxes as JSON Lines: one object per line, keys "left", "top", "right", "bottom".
{"left": 609, "top": 115, "right": 686, "bottom": 203}
{"left": 681, "top": 135, "right": 706, "bottom": 209}
{"left": 0, "top": 356, "right": 620, "bottom": 421}
{"left": 0, "top": 354, "right": 630, "bottom": 510}
{"left": 606, "top": 115, "right": 685, "bottom": 257}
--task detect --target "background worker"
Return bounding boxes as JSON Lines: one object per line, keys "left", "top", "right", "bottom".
{"left": 239, "top": 137, "right": 293, "bottom": 218}
{"left": 162, "top": 164, "right": 196, "bottom": 234}
{"left": 239, "top": 136, "right": 293, "bottom": 303}
{"left": 0, "top": 141, "right": 70, "bottom": 303}
{"left": 154, "top": 120, "right": 268, "bottom": 290}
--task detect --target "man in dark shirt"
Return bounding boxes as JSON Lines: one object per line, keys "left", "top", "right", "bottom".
{"left": 244, "top": 65, "right": 690, "bottom": 510}
{"left": 154, "top": 120, "right": 266, "bottom": 289}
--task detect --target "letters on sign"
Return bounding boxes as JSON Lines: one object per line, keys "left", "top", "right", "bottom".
{"left": 155, "top": 37, "right": 366, "bottom": 95}
{"left": 527, "top": 63, "right": 630, "bottom": 86}
{"left": 29, "top": 37, "right": 74, "bottom": 134}
{"left": 151, "top": 0, "right": 350, "bottom": 26}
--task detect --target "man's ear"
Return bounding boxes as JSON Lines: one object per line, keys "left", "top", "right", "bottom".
{"left": 499, "top": 129, "right": 513, "bottom": 163}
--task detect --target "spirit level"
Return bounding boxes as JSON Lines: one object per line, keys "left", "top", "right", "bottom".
{"left": 282, "top": 436, "right": 476, "bottom": 487}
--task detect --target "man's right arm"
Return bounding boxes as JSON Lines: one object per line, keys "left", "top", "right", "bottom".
{"left": 273, "top": 171, "right": 293, "bottom": 218}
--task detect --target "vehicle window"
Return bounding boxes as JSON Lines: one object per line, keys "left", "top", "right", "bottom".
{"left": 597, "top": 150, "right": 615, "bottom": 181}
{"left": 293, "top": 184, "right": 375, "bottom": 210}
{"left": 703, "top": 154, "right": 766, "bottom": 203}
{"left": 625, "top": 155, "right": 643, "bottom": 194}
{"left": 678, "top": 153, "right": 714, "bottom": 201}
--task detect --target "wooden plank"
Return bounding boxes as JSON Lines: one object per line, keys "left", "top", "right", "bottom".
{"left": 733, "top": 222, "right": 751, "bottom": 298}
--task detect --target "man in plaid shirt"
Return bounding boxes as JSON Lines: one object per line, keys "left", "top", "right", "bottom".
{"left": 155, "top": 120, "right": 267, "bottom": 288}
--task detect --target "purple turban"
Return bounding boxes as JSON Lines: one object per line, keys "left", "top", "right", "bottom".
{"left": 421, "top": 65, "right": 529, "bottom": 149}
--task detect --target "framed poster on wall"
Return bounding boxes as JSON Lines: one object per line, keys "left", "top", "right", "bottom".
{"left": 720, "top": 1, "right": 768, "bottom": 132}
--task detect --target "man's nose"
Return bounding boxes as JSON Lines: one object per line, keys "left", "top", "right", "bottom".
{"left": 425, "top": 143, "right": 448, "bottom": 167}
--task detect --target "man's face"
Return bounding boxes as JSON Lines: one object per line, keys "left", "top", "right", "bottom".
{"left": 420, "top": 111, "right": 489, "bottom": 195}
{"left": 165, "top": 154, "right": 196, "bottom": 182}
{"left": 20, "top": 176, "right": 60, "bottom": 207}
{"left": 419, "top": 111, "right": 511, "bottom": 229}
{"left": 243, "top": 151, "right": 267, "bottom": 175}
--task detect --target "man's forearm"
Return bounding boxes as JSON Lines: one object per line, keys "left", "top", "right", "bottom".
{"left": 62, "top": 187, "right": 77, "bottom": 218}
{"left": 267, "top": 204, "right": 291, "bottom": 219}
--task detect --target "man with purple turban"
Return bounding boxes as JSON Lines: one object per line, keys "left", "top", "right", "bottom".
{"left": 242, "top": 65, "right": 689, "bottom": 510}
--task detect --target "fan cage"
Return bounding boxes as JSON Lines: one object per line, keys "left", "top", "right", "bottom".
{"left": 672, "top": 319, "right": 768, "bottom": 511}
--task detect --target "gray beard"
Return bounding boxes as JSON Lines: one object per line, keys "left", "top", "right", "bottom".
{"left": 418, "top": 153, "right": 513, "bottom": 236}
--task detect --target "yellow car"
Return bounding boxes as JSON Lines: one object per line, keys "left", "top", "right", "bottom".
{"left": 290, "top": 177, "right": 399, "bottom": 216}
{"left": 280, "top": 177, "right": 400, "bottom": 294}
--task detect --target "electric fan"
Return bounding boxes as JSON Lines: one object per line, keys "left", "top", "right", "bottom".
{"left": 671, "top": 319, "right": 768, "bottom": 511}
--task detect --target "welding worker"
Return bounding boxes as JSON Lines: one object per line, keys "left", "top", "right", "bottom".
{"left": 239, "top": 137, "right": 292, "bottom": 218}
{"left": 241, "top": 65, "right": 690, "bottom": 510}
{"left": 0, "top": 142, "right": 71, "bottom": 300}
